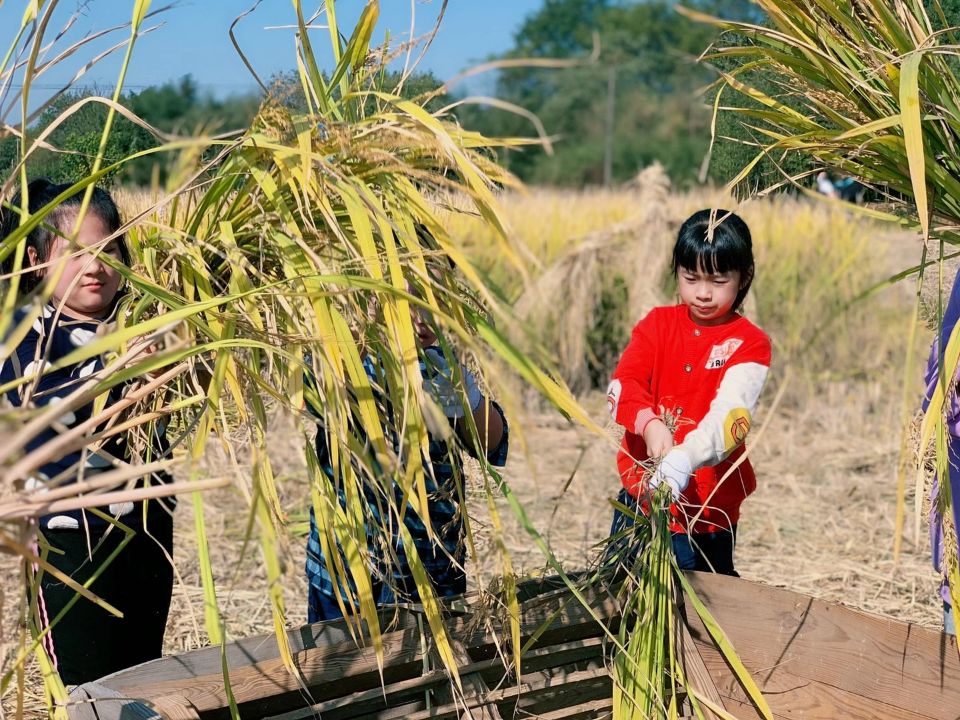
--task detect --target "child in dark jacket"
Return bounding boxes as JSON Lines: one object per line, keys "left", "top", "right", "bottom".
{"left": 1, "top": 180, "right": 174, "bottom": 683}
{"left": 305, "top": 274, "right": 508, "bottom": 621}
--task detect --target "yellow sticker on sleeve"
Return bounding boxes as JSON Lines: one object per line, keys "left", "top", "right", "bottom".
{"left": 723, "top": 408, "right": 752, "bottom": 451}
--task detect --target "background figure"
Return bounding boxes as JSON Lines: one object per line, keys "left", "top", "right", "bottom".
{"left": 305, "top": 288, "right": 508, "bottom": 622}
{"left": 922, "top": 268, "right": 960, "bottom": 635}
{"left": 816, "top": 171, "right": 865, "bottom": 204}
{"left": 834, "top": 176, "right": 866, "bottom": 204}
{"left": 816, "top": 171, "right": 838, "bottom": 199}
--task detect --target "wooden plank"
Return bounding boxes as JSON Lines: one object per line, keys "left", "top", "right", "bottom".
{"left": 676, "top": 615, "right": 725, "bottom": 720}
{"left": 695, "top": 646, "right": 944, "bottom": 720}
{"left": 533, "top": 698, "right": 613, "bottom": 720}
{"left": 148, "top": 697, "right": 201, "bottom": 720}
{"left": 684, "top": 572, "right": 960, "bottom": 720}
{"left": 266, "top": 696, "right": 427, "bottom": 720}
{"left": 389, "top": 666, "right": 610, "bottom": 720}
{"left": 98, "top": 609, "right": 422, "bottom": 691}
{"left": 65, "top": 686, "right": 103, "bottom": 720}
{"left": 93, "top": 585, "right": 618, "bottom": 715}
{"left": 261, "top": 639, "right": 606, "bottom": 720}
{"left": 66, "top": 683, "right": 167, "bottom": 720}
{"left": 104, "top": 626, "right": 427, "bottom": 718}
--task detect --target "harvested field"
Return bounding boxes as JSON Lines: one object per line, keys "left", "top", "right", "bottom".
{"left": 0, "top": 192, "right": 944, "bottom": 716}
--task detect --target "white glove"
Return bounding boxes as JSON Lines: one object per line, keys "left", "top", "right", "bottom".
{"left": 650, "top": 449, "right": 692, "bottom": 501}
{"left": 422, "top": 347, "right": 482, "bottom": 419}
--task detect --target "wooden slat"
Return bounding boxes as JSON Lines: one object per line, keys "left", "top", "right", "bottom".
{"left": 431, "top": 638, "right": 503, "bottom": 720}
{"left": 696, "top": 648, "right": 944, "bottom": 720}
{"left": 266, "top": 696, "right": 427, "bottom": 720}
{"left": 510, "top": 670, "right": 610, "bottom": 719}
{"left": 100, "top": 625, "right": 426, "bottom": 718}
{"left": 533, "top": 698, "right": 613, "bottom": 720}
{"left": 683, "top": 572, "right": 960, "bottom": 720}
{"left": 676, "top": 614, "right": 725, "bottom": 720}
{"left": 400, "top": 666, "right": 610, "bottom": 720}
{"left": 87, "top": 585, "right": 619, "bottom": 717}
{"left": 477, "top": 636, "right": 605, "bottom": 695}
{"left": 263, "top": 638, "right": 606, "bottom": 720}
{"left": 98, "top": 609, "right": 422, "bottom": 691}
{"left": 67, "top": 683, "right": 167, "bottom": 720}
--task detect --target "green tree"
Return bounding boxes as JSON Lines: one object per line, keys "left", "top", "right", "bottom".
{"left": 23, "top": 90, "right": 155, "bottom": 184}
{"left": 457, "top": 0, "right": 756, "bottom": 187}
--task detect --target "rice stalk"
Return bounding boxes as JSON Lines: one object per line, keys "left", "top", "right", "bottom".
{"left": 604, "top": 482, "right": 774, "bottom": 720}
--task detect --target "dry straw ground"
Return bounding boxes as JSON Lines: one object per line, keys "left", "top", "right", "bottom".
{"left": 0, "top": 183, "right": 944, "bottom": 714}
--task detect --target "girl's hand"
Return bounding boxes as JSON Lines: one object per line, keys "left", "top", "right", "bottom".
{"left": 650, "top": 449, "right": 692, "bottom": 500}
{"left": 422, "top": 346, "right": 482, "bottom": 418}
{"left": 642, "top": 418, "right": 673, "bottom": 458}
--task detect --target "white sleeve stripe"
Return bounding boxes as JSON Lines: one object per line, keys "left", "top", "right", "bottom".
{"left": 676, "top": 362, "right": 769, "bottom": 470}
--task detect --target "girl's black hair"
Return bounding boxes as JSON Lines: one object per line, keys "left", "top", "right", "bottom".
{"left": 671, "top": 208, "right": 755, "bottom": 311}
{"left": 0, "top": 178, "right": 128, "bottom": 292}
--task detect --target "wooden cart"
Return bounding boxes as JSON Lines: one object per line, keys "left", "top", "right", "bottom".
{"left": 66, "top": 573, "right": 960, "bottom": 720}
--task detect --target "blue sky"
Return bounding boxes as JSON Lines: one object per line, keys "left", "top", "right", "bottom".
{"left": 0, "top": 0, "right": 544, "bottom": 104}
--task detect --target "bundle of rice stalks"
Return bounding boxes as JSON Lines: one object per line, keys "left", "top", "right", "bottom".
{"left": 0, "top": 0, "right": 599, "bottom": 705}
{"left": 600, "top": 481, "right": 772, "bottom": 720}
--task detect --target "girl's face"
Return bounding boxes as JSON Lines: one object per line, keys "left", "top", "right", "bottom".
{"left": 677, "top": 263, "right": 742, "bottom": 326}
{"left": 29, "top": 212, "right": 123, "bottom": 320}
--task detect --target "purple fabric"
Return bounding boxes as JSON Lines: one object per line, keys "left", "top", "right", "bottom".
{"left": 923, "top": 274, "right": 960, "bottom": 605}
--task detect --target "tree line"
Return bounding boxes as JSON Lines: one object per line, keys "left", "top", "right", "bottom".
{"left": 9, "top": 0, "right": 955, "bottom": 189}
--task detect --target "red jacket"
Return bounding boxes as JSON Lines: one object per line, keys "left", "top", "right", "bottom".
{"left": 607, "top": 304, "right": 771, "bottom": 533}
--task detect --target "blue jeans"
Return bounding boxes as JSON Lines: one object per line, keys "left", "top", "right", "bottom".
{"left": 610, "top": 488, "right": 739, "bottom": 576}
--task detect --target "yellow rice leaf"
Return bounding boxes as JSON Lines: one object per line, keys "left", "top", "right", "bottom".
{"left": 191, "top": 487, "right": 223, "bottom": 645}
{"left": 254, "top": 456, "right": 303, "bottom": 686}
{"left": 131, "top": 0, "right": 151, "bottom": 27}
{"left": 900, "top": 51, "right": 928, "bottom": 239}
{"left": 398, "top": 523, "right": 462, "bottom": 690}
{"left": 833, "top": 115, "right": 902, "bottom": 141}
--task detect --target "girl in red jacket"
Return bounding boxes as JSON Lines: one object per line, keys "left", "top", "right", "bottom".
{"left": 606, "top": 209, "right": 771, "bottom": 575}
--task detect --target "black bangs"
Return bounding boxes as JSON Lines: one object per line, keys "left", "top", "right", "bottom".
{"left": 671, "top": 208, "right": 755, "bottom": 309}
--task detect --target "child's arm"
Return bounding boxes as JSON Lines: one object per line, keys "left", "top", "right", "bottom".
{"left": 655, "top": 337, "right": 771, "bottom": 498}
{"left": 607, "top": 310, "right": 659, "bottom": 436}
{"left": 422, "top": 347, "right": 507, "bottom": 463}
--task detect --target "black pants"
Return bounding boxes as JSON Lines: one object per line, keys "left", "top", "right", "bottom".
{"left": 670, "top": 527, "right": 738, "bottom": 576}
{"left": 34, "top": 511, "right": 174, "bottom": 685}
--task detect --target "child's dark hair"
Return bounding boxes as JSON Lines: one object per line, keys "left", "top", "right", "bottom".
{"left": 0, "top": 178, "right": 128, "bottom": 292}
{"left": 672, "top": 208, "right": 754, "bottom": 311}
